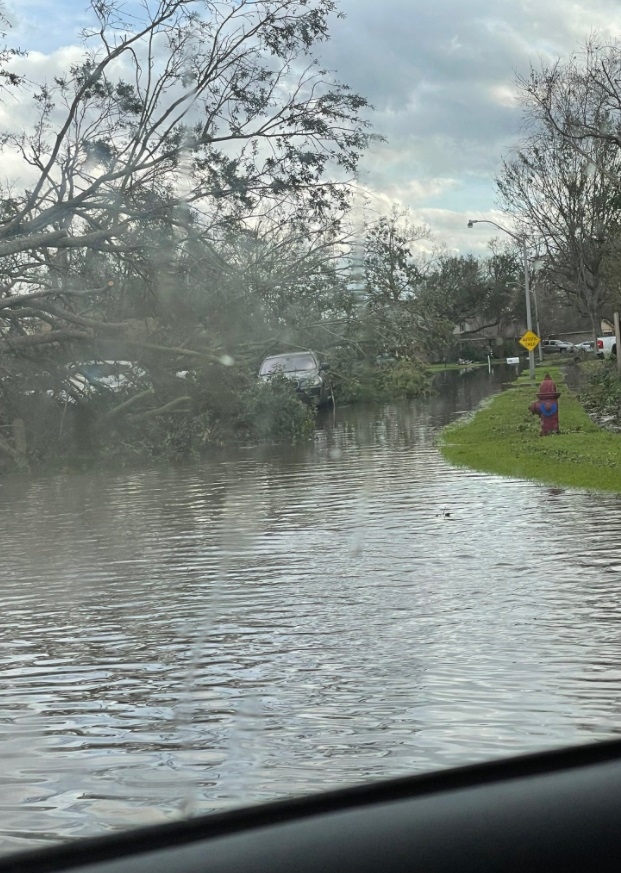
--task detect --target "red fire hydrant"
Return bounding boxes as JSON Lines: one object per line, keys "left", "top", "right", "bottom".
{"left": 529, "top": 373, "right": 560, "bottom": 435}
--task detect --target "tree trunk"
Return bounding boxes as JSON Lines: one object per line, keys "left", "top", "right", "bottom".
{"left": 588, "top": 306, "right": 600, "bottom": 353}
{"left": 11, "top": 418, "right": 29, "bottom": 471}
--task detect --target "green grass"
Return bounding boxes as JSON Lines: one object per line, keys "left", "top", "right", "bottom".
{"left": 440, "top": 365, "right": 621, "bottom": 493}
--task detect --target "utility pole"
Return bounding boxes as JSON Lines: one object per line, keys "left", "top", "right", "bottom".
{"left": 522, "top": 238, "right": 536, "bottom": 381}
{"left": 467, "top": 219, "right": 536, "bottom": 381}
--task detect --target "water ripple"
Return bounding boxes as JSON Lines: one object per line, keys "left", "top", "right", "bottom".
{"left": 2, "top": 368, "right": 621, "bottom": 854}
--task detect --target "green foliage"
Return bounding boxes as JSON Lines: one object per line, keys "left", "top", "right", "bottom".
{"left": 91, "top": 416, "right": 205, "bottom": 468}
{"left": 0, "top": 0, "right": 374, "bottom": 401}
{"left": 361, "top": 209, "right": 431, "bottom": 359}
{"left": 356, "top": 237, "right": 523, "bottom": 366}
{"left": 237, "top": 373, "right": 315, "bottom": 442}
{"left": 90, "top": 368, "right": 316, "bottom": 460}
{"left": 363, "top": 209, "right": 425, "bottom": 305}
{"left": 579, "top": 360, "right": 621, "bottom": 416}
{"left": 457, "top": 341, "right": 491, "bottom": 362}
{"left": 413, "top": 250, "right": 522, "bottom": 362}
{"left": 325, "top": 346, "right": 375, "bottom": 404}
{"left": 374, "top": 357, "right": 434, "bottom": 399}
{"left": 325, "top": 347, "right": 433, "bottom": 404}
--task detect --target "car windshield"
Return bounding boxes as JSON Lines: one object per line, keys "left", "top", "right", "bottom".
{"left": 2, "top": 0, "right": 621, "bottom": 861}
{"left": 260, "top": 354, "right": 316, "bottom": 374}
{"left": 72, "top": 363, "right": 108, "bottom": 379}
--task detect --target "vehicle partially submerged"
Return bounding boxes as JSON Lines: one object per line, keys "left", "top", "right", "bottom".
{"left": 55, "top": 360, "right": 149, "bottom": 403}
{"left": 68, "top": 360, "right": 147, "bottom": 392}
{"left": 259, "top": 351, "right": 332, "bottom": 406}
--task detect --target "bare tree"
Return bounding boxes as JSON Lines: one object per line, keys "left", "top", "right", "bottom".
{"left": 521, "top": 39, "right": 621, "bottom": 171}
{"left": 497, "top": 65, "right": 621, "bottom": 342}
{"left": 0, "top": 3, "right": 24, "bottom": 93}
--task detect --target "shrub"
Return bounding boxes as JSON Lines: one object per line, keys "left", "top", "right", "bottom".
{"left": 580, "top": 360, "right": 621, "bottom": 416}
{"left": 457, "top": 341, "right": 491, "bottom": 362}
{"left": 374, "top": 357, "right": 434, "bottom": 398}
{"left": 237, "top": 373, "right": 315, "bottom": 442}
{"left": 326, "top": 346, "right": 375, "bottom": 404}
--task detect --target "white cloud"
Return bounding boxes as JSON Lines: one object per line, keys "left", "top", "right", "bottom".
{"left": 317, "top": 0, "right": 621, "bottom": 249}
{"left": 489, "top": 85, "right": 520, "bottom": 109}
{"left": 3, "top": 0, "right": 621, "bottom": 253}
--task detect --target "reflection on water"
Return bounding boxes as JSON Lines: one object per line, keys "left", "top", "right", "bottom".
{"left": 3, "top": 365, "right": 621, "bottom": 853}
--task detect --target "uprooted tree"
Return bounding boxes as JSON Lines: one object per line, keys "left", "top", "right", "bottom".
{"left": 0, "top": 0, "right": 375, "bottom": 467}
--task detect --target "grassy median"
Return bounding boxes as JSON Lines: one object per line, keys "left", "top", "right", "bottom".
{"left": 440, "top": 364, "right": 621, "bottom": 493}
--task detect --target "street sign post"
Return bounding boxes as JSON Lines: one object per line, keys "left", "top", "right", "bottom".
{"left": 519, "top": 330, "right": 540, "bottom": 352}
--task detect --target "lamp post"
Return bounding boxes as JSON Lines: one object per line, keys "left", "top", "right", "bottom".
{"left": 531, "top": 278, "right": 544, "bottom": 364}
{"left": 467, "top": 219, "right": 536, "bottom": 381}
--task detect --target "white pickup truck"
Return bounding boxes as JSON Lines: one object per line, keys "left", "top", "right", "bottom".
{"left": 597, "top": 336, "right": 618, "bottom": 358}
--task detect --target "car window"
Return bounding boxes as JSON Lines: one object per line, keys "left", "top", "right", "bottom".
{"left": 260, "top": 354, "right": 317, "bottom": 374}
{"left": 2, "top": 0, "right": 621, "bottom": 862}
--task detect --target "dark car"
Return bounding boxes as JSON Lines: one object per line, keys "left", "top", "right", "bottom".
{"left": 259, "top": 351, "right": 332, "bottom": 406}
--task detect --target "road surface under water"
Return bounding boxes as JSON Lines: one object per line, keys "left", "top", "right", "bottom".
{"left": 2, "top": 364, "right": 621, "bottom": 854}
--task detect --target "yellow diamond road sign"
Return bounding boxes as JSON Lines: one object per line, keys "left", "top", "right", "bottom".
{"left": 519, "top": 330, "right": 541, "bottom": 351}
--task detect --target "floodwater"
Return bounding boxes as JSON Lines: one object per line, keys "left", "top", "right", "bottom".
{"left": 3, "top": 365, "right": 621, "bottom": 854}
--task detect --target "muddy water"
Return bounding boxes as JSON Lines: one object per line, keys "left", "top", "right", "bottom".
{"left": 2, "top": 365, "right": 621, "bottom": 854}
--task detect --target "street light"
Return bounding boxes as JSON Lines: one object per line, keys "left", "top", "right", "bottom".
{"left": 467, "top": 219, "right": 536, "bottom": 381}
{"left": 532, "top": 281, "right": 544, "bottom": 365}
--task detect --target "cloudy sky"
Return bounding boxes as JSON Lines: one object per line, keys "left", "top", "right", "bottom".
{"left": 3, "top": 0, "right": 621, "bottom": 252}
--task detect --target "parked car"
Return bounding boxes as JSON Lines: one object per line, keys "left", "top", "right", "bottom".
{"left": 597, "top": 336, "right": 617, "bottom": 358}
{"left": 574, "top": 340, "right": 594, "bottom": 352}
{"left": 55, "top": 360, "right": 149, "bottom": 403}
{"left": 259, "top": 351, "right": 332, "bottom": 406}
{"left": 541, "top": 339, "right": 574, "bottom": 354}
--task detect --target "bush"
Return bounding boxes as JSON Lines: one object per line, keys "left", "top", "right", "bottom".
{"left": 374, "top": 357, "right": 434, "bottom": 399}
{"left": 457, "top": 341, "right": 491, "bottom": 362}
{"left": 325, "top": 346, "right": 375, "bottom": 404}
{"left": 580, "top": 360, "right": 621, "bottom": 416}
{"left": 237, "top": 373, "right": 315, "bottom": 442}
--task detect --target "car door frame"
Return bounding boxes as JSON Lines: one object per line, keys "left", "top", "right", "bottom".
{"left": 5, "top": 737, "right": 621, "bottom": 873}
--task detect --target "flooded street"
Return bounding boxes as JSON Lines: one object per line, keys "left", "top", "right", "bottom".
{"left": 3, "top": 365, "right": 621, "bottom": 854}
